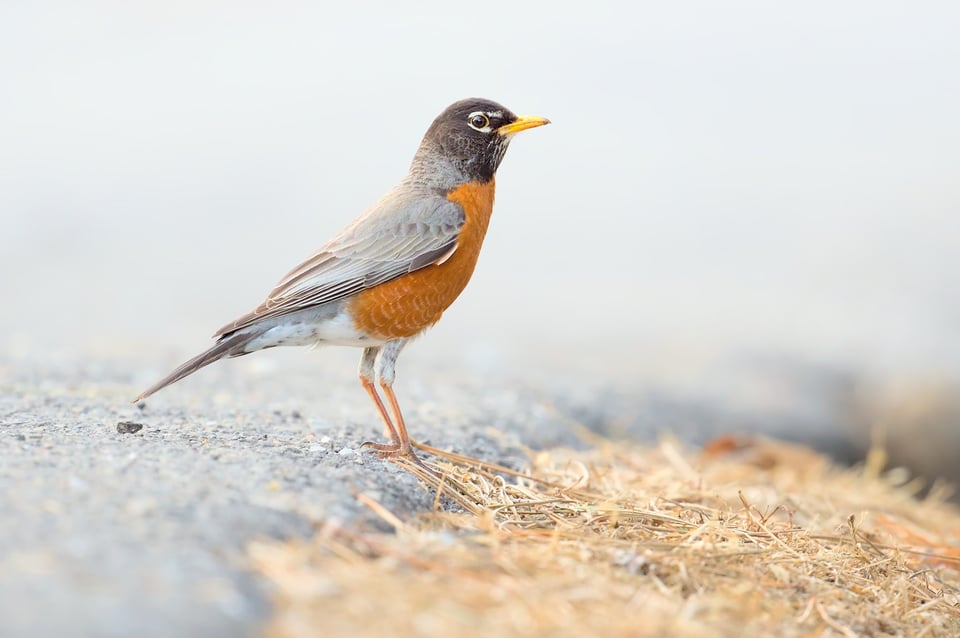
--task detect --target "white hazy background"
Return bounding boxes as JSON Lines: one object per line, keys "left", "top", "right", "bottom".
{"left": 2, "top": 1, "right": 958, "bottom": 384}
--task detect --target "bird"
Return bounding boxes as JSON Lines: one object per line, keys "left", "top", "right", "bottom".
{"left": 133, "top": 97, "right": 550, "bottom": 470}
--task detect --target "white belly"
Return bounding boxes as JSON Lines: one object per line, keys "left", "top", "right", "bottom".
{"left": 242, "top": 307, "right": 388, "bottom": 351}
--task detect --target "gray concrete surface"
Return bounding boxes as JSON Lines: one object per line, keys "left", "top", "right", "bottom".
{"left": 0, "top": 352, "right": 526, "bottom": 638}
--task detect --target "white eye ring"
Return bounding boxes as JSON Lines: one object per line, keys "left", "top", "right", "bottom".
{"left": 467, "top": 111, "right": 492, "bottom": 132}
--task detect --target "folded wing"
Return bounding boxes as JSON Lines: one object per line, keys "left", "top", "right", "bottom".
{"left": 216, "top": 189, "right": 465, "bottom": 337}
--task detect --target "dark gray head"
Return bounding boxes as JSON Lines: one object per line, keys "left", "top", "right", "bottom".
{"left": 412, "top": 98, "right": 550, "bottom": 186}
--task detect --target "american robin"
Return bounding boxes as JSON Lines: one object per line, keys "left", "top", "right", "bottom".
{"left": 134, "top": 97, "right": 549, "bottom": 469}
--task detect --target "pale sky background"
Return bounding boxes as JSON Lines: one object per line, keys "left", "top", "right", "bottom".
{"left": 2, "top": 1, "right": 958, "bottom": 384}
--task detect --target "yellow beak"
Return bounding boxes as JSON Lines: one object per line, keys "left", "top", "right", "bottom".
{"left": 497, "top": 114, "right": 551, "bottom": 136}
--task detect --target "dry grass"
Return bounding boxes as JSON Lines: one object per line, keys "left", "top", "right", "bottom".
{"left": 249, "top": 436, "right": 960, "bottom": 637}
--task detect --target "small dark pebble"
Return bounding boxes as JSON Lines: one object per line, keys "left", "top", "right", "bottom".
{"left": 117, "top": 421, "right": 144, "bottom": 434}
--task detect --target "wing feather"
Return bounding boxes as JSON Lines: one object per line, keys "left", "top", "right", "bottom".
{"left": 215, "top": 189, "right": 464, "bottom": 337}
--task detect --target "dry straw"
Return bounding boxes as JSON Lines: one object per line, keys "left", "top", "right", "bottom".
{"left": 250, "top": 436, "right": 960, "bottom": 637}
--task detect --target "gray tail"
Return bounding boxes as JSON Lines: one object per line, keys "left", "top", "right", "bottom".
{"left": 132, "top": 331, "right": 257, "bottom": 403}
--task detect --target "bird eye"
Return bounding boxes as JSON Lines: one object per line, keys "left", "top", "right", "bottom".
{"left": 467, "top": 112, "right": 490, "bottom": 131}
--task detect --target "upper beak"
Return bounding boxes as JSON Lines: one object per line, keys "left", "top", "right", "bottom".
{"left": 496, "top": 114, "right": 551, "bottom": 136}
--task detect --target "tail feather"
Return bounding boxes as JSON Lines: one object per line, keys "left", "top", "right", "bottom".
{"left": 132, "top": 331, "right": 257, "bottom": 403}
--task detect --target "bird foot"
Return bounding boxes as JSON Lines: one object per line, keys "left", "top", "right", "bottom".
{"left": 360, "top": 440, "right": 437, "bottom": 476}
{"left": 360, "top": 440, "right": 401, "bottom": 454}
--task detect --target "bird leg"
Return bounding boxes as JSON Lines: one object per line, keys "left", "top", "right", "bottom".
{"left": 357, "top": 339, "right": 431, "bottom": 471}
{"left": 380, "top": 381, "right": 414, "bottom": 457}
{"left": 357, "top": 346, "right": 402, "bottom": 450}
{"left": 378, "top": 381, "right": 433, "bottom": 473}
{"left": 359, "top": 377, "right": 402, "bottom": 451}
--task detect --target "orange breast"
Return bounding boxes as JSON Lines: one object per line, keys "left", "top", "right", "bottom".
{"left": 348, "top": 179, "right": 496, "bottom": 340}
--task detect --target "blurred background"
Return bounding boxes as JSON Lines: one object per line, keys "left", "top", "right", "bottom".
{"left": 2, "top": 1, "right": 959, "bottom": 488}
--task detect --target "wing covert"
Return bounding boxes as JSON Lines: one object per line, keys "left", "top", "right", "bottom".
{"left": 216, "top": 192, "right": 465, "bottom": 336}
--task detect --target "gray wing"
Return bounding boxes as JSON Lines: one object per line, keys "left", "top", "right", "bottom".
{"left": 215, "top": 189, "right": 465, "bottom": 337}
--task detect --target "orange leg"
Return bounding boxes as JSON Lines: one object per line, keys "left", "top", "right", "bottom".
{"left": 381, "top": 382, "right": 414, "bottom": 456}
{"left": 379, "top": 382, "right": 433, "bottom": 473}
{"left": 359, "top": 376, "right": 401, "bottom": 450}
{"left": 358, "top": 346, "right": 400, "bottom": 452}
{"left": 356, "top": 342, "right": 432, "bottom": 472}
